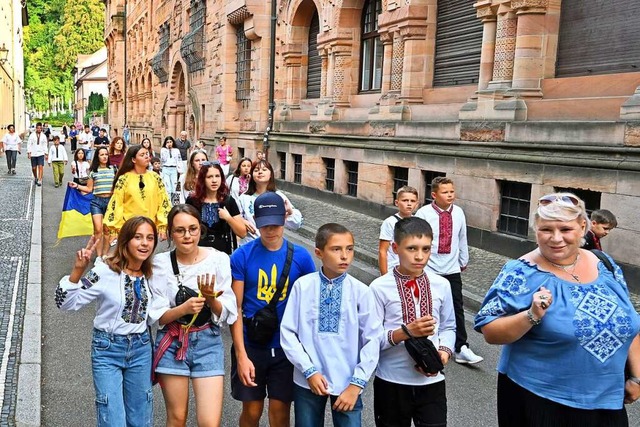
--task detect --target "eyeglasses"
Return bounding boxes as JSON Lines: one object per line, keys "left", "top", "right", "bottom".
{"left": 139, "top": 174, "right": 145, "bottom": 190}
{"left": 171, "top": 225, "right": 201, "bottom": 237}
{"left": 538, "top": 195, "right": 579, "bottom": 206}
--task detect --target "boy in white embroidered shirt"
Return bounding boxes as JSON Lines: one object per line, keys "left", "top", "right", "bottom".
{"left": 281, "top": 223, "right": 382, "bottom": 427}
{"left": 370, "top": 217, "right": 456, "bottom": 427}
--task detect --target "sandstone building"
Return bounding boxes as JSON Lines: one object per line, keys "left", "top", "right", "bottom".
{"left": 0, "top": 0, "right": 28, "bottom": 135}
{"left": 104, "top": 0, "right": 640, "bottom": 278}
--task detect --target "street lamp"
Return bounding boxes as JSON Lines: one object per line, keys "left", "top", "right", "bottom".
{"left": 0, "top": 43, "right": 8, "bottom": 65}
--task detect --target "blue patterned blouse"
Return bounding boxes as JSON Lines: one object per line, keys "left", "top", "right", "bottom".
{"left": 475, "top": 254, "right": 640, "bottom": 410}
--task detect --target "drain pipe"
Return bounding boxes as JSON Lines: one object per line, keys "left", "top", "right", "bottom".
{"left": 264, "top": 0, "right": 277, "bottom": 160}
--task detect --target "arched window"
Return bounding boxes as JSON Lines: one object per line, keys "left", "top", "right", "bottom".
{"left": 306, "top": 11, "right": 321, "bottom": 99}
{"left": 360, "top": 0, "right": 382, "bottom": 92}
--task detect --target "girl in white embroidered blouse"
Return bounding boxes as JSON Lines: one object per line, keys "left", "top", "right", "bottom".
{"left": 56, "top": 216, "right": 159, "bottom": 427}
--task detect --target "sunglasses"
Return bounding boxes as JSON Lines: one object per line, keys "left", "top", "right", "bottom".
{"left": 538, "top": 195, "right": 579, "bottom": 206}
{"left": 201, "top": 161, "right": 220, "bottom": 167}
{"left": 139, "top": 174, "right": 145, "bottom": 190}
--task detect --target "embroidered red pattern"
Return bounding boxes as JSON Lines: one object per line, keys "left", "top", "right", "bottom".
{"left": 393, "top": 269, "right": 432, "bottom": 324}
{"left": 432, "top": 203, "right": 453, "bottom": 254}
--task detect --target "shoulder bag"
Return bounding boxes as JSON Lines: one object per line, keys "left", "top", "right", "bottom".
{"left": 171, "top": 250, "right": 212, "bottom": 327}
{"left": 243, "top": 241, "right": 294, "bottom": 345}
{"left": 400, "top": 324, "right": 444, "bottom": 375}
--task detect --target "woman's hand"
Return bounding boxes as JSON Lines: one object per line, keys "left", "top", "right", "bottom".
{"left": 530, "top": 286, "right": 553, "bottom": 320}
{"left": 243, "top": 218, "right": 257, "bottom": 236}
{"left": 625, "top": 380, "right": 640, "bottom": 404}
{"left": 218, "top": 206, "right": 232, "bottom": 221}
{"left": 284, "top": 199, "right": 294, "bottom": 217}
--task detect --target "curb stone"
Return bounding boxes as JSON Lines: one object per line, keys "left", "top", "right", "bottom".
{"left": 16, "top": 184, "right": 41, "bottom": 427}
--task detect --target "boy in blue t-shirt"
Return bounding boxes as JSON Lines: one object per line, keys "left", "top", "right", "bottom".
{"left": 230, "top": 191, "right": 316, "bottom": 427}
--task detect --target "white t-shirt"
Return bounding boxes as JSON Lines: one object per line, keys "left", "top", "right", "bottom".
{"left": 2, "top": 133, "right": 21, "bottom": 151}
{"left": 78, "top": 131, "right": 94, "bottom": 148}
{"left": 379, "top": 214, "right": 403, "bottom": 271}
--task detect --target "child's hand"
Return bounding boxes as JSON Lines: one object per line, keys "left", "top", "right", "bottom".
{"left": 333, "top": 384, "right": 360, "bottom": 412}
{"left": 439, "top": 350, "right": 450, "bottom": 366}
{"left": 406, "top": 315, "right": 436, "bottom": 338}
{"left": 197, "top": 273, "right": 223, "bottom": 299}
{"left": 307, "top": 373, "right": 330, "bottom": 396}
{"left": 74, "top": 236, "right": 99, "bottom": 271}
{"left": 181, "top": 296, "right": 205, "bottom": 315}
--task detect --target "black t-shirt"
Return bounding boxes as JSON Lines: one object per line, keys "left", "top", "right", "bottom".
{"left": 186, "top": 195, "right": 240, "bottom": 254}
{"left": 94, "top": 136, "right": 110, "bottom": 146}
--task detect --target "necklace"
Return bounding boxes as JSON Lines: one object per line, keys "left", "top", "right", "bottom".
{"left": 177, "top": 248, "right": 200, "bottom": 266}
{"left": 540, "top": 251, "right": 581, "bottom": 282}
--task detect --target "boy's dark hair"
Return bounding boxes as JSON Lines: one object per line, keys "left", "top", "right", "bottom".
{"left": 394, "top": 217, "right": 433, "bottom": 245}
{"left": 151, "top": 156, "right": 161, "bottom": 164}
{"left": 431, "top": 176, "right": 454, "bottom": 193}
{"left": 315, "top": 223, "right": 352, "bottom": 249}
{"left": 52, "top": 135, "right": 60, "bottom": 141}
{"left": 590, "top": 209, "right": 618, "bottom": 228}
{"left": 36, "top": 122, "right": 42, "bottom": 127}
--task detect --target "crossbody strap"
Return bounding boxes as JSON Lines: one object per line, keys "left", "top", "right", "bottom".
{"left": 267, "top": 241, "right": 294, "bottom": 309}
{"left": 591, "top": 249, "right": 614, "bottom": 274}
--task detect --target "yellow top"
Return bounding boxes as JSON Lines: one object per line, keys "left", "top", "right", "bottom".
{"left": 104, "top": 171, "right": 171, "bottom": 236}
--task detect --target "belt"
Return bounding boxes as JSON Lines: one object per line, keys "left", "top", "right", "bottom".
{"left": 164, "top": 165, "right": 177, "bottom": 168}
{"left": 152, "top": 321, "right": 212, "bottom": 383}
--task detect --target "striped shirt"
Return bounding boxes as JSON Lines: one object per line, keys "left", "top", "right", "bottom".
{"left": 90, "top": 167, "right": 116, "bottom": 196}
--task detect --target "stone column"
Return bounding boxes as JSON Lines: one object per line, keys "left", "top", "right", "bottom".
{"left": 510, "top": 0, "right": 549, "bottom": 97}
{"left": 167, "top": 110, "right": 177, "bottom": 139}
{"left": 331, "top": 45, "right": 353, "bottom": 107}
{"left": 176, "top": 105, "right": 186, "bottom": 134}
{"left": 379, "top": 31, "right": 394, "bottom": 95}
{"left": 475, "top": 2, "right": 497, "bottom": 91}
{"left": 399, "top": 25, "right": 428, "bottom": 103}
{"left": 283, "top": 49, "right": 303, "bottom": 108}
{"left": 487, "top": 4, "right": 517, "bottom": 90}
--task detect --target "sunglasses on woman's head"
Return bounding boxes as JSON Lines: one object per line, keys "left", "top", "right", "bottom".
{"left": 201, "top": 161, "right": 220, "bottom": 167}
{"left": 538, "top": 195, "right": 579, "bottom": 206}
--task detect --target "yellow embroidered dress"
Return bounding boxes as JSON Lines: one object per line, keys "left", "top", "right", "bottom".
{"left": 104, "top": 172, "right": 172, "bottom": 236}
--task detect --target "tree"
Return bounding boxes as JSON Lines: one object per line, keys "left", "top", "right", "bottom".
{"left": 87, "top": 92, "right": 105, "bottom": 112}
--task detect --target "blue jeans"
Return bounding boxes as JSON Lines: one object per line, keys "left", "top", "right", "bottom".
{"left": 161, "top": 166, "right": 178, "bottom": 193}
{"left": 294, "top": 384, "right": 363, "bottom": 427}
{"left": 92, "top": 329, "right": 153, "bottom": 427}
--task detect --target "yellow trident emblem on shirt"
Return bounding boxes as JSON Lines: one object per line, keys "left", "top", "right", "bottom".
{"left": 257, "top": 264, "right": 290, "bottom": 302}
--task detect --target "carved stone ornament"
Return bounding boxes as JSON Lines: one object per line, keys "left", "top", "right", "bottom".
{"left": 511, "top": 0, "right": 548, "bottom": 11}
{"left": 228, "top": 6, "right": 252, "bottom": 25}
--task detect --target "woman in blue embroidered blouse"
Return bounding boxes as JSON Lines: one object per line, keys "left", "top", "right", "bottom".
{"left": 186, "top": 161, "right": 247, "bottom": 254}
{"left": 475, "top": 193, "right": 640, "bottom": 427}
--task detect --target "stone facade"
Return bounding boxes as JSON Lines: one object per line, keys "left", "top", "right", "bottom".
{"left": 0, "top": 0, "right": 27, "bottom": 135}
{"left": 105, "top": 0, "right": 640, "bottom": 272}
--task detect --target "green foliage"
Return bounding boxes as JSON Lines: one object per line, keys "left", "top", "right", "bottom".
{"left": 87, "top": 92, "right": 105, "bottom": 112}
{"left": 24, "top": 0, "right": 105, "bottom": 112}
{"left": 34, "top": 112, "right": 74, "bottom": 127}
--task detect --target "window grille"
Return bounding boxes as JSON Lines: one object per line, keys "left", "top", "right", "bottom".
{"left": 345, "top": 161, "right": 359, "bottom": 197}
{"left": 278, "top": 151, "right": 286, "bottom": 180}
{"left": 423, "top": 170, "right": 447, "bottom": 204}
{"left": 498, "top": 181, "right": 532, "bottom": 238}
{"left": 293, "top": 154, "right": 302, "bottom": 184}
{"left": 324, "top": 158, "right": 335, "bottom": 192}
{"left": 392, "top": 167, "right": 409, "bottom": 200}
{"left": 236, "top": 26, "right": 252, "bottom": 102}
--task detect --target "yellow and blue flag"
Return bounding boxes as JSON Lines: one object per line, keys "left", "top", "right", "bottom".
{"left": 57, "top": 187, "right": 95, "bottom": 239}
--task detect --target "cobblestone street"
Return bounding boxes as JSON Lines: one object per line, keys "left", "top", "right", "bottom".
{"left": 0, "top": 157, "right": 34, "bottom": 426}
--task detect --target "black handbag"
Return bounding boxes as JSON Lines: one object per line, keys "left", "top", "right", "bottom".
{"left": 400, "top": 324, "right": 444, "bottom": 375}
{"left": 243, "top": 241, "right": 293, "bottom": 345}
{"left": 171, "top": 250, "right": 212, "bottom": 327}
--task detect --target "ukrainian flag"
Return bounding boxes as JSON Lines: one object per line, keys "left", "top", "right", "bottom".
{"left": 57, "top": 187, "right": 95, "bottom": 239}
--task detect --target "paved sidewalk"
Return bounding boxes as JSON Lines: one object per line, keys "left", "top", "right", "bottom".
{"left": 0, "top": 154, "right": 40, "bottom": 427}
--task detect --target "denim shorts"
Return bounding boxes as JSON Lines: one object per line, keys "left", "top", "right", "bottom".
{"left": 90, "top": 195, "right": 111, "bottom": 216}
{"left": 30, "top": 155, "right": 44, "bottom": 167}
{"left": 154, "top": 325, "right": 224, "bottom": 378}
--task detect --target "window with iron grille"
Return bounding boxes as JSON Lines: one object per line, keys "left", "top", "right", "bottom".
{"left": 423, "top": 170, "right": 447, "bottom": 204}
{"left": 345, "top": 161, "right": 359, "bottom": 197}
{"left": 293, "top": 154, "right": 302, "bottom": 184}
{"left": 278, "top": 152, "right": 286, "bottom": 180}
{"left": 323, "top": 158, "right": 335, "bottom": 192}
{"left": 360, "top": 0, "right": 383, "bottom": 92}
{"left": 238, "top": 147, "right": 245, "bottom": 159}
{"left": 392, "top": 167, "right": 409, "bottom": 201}
{"left": 236, "top": 26, "right": 251, "bottom": 102}
{"left": 498, "top": 181, "right": 532, "bottom": 238}
{"left": 554, "top": 187, "right": 601, "bottom": 217}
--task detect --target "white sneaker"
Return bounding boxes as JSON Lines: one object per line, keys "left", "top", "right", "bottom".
{"left": 454, "top": 345, "right": 483, "bottom": 364}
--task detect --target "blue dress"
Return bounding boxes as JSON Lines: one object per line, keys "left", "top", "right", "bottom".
{"left": 475, "top": 254, "right": 640, "bottom": 410}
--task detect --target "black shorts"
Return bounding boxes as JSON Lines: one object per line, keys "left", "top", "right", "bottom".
{"left": 30, "top": 156, "right": 45, "bottom": 167}
{"left": 373, "top": 377, "right": 447, "bottom": 427}
{"left": 230, "top": 343, "right": 294, "bottom": 403}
